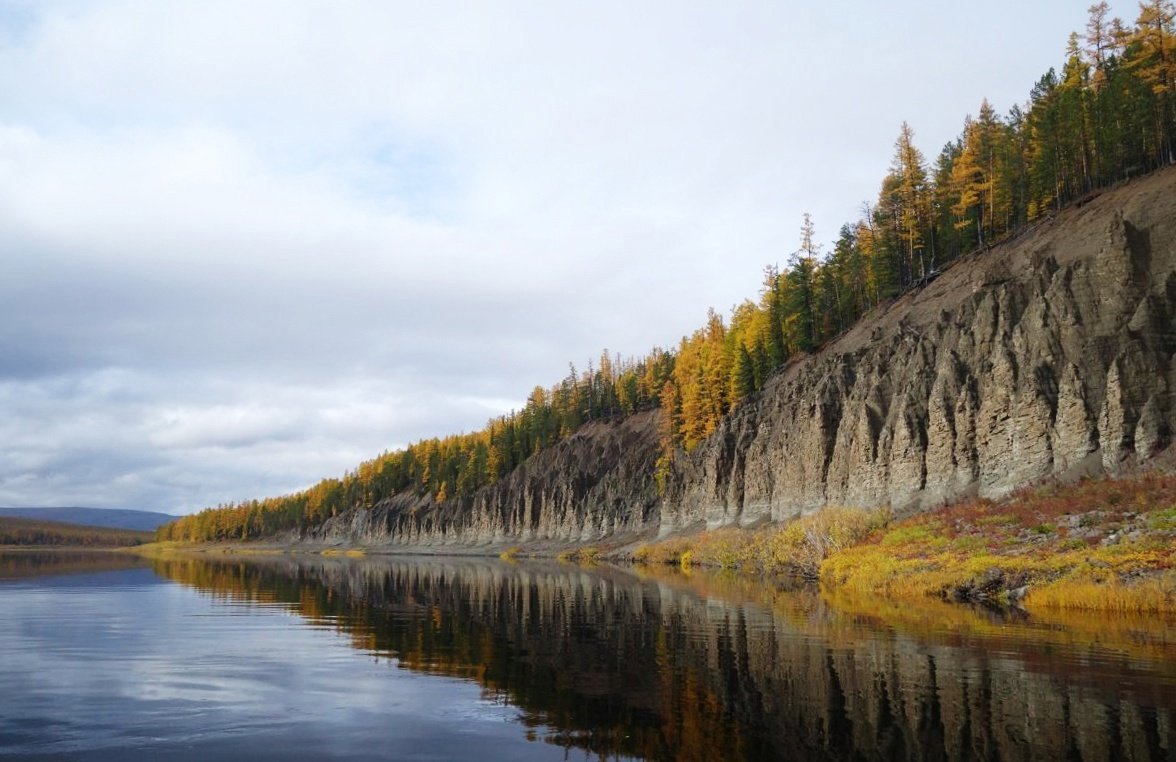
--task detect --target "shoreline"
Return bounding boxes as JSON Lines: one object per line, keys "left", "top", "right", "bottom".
{"left": 634, "top": 472, "right": 1176, "bottom": 614}
{"left": 0, "top": 545, "right": 148, "bottom": 553}
{"left": 134, "top": 473, "right": 1176, "bottom": 614}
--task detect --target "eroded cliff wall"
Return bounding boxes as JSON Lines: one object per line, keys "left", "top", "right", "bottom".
{"left": 315, "top": 167, "right": 1176, "bottom": 548}
{"left": 661, "top": 167, "right": 1176, "bottom": 533}
{"left": 311, "top": 410, "right": 662, "bottom": 547}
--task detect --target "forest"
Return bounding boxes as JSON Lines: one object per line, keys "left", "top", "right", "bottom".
{"left": 159, "top": 1, "right": 1176, "bottom": 543}
{"left": 0, "top": 517, "right": 154, "bottom": 547}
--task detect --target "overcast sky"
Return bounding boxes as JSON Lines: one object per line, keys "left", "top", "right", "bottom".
{"left": 1, "top": 0, "right": 1095, "bottom": 514}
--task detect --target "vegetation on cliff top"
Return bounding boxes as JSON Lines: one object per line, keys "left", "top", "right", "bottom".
{"left": 636, "top": 473, "right": 1176, "bottom": 613}
{"left": 161, "top": 1, "right": 1176, "bottom": 543}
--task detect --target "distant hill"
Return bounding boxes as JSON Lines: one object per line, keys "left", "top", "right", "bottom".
{"left": 0, "top": 516, "right": 154, "bottom": 548}
{"left": 0, "top": 507, "right": 176, "bottom": 532}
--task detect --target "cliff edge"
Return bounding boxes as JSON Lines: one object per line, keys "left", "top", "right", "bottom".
{"left": 316, "top": 167, "right": 1176, "bottom": 549}
{"left": 663, "top": 167, "right": 1176, "bottom": 534}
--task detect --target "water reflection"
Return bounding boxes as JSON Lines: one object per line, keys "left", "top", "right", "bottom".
{"left": 152, "top": 555, "right": 1176, "bottom": 761}
{"left": 0, "top": 550, "right": 148, "bottom": 580}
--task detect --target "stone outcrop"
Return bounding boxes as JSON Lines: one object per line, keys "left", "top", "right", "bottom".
{"left": 314, "top": 166, "right": 1176, "bottom": 548}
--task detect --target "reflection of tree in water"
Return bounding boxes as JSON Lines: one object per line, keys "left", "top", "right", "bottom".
{"left": 0, "top": 551, "right": 147, "bottom": 579}
{"left": 153, "top": 556, "right": 1176, "bottom": 762}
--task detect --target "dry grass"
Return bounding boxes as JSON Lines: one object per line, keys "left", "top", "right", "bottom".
{"left": 819, "top": 474, "right": 1176, "bottom": 613}
{"left": 632, "top": 537, "right": 695, "bottom": 565}
{"left": 1026, "top": 574, "right": 1176, "bottom": 612}
{"left": 633, "top": 506, "right": 890, "bottom": 578}
{"left": 635, "top": 474, "right": 1176, "bottom": 613}
{"left": 127, "top": 540, "right": 201, "bottom": 557}
{"left": 638, "top": 562, "right": 1176, "bottom": 671}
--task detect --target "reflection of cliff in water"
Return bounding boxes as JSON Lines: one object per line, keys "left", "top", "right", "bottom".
{"left": 152, "top": 555, "right": 1176, "bottom": 761}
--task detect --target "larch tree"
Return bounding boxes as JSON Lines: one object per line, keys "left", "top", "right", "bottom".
{"left": 889, "top": 122, "right": 932, "bottom": 280}
{"left": 1129, "top": 0, "right": 1176, "bottom": 165}
{"left": 950, "top": 101, "right": 1003, "bottom": 246}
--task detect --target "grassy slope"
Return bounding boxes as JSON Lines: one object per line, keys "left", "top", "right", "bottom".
{"left": 633, "top": 473, "right": 1176, "bottom": 613}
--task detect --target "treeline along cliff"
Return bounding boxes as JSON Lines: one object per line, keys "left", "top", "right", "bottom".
{"left": 161, "top": 2, "right": 1176, "bottom": 546}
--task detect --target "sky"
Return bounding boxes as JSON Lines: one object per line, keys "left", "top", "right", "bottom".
{"left": 0, "top": 0, "right": 1097, "bottom": 515}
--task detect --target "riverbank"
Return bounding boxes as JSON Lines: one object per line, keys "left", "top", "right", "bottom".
{"left": 632, "top": 472, "right": 1176, "bottom": 613}
{"left": 139, "top": 472, "right": 1176, "bottom": 614}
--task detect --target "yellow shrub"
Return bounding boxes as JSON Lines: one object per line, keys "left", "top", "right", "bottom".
{"left": 1026, "top": 572, "right": 1176, "bottom": 613}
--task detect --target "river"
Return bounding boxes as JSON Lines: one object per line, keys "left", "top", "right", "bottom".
{"left": 0, "top": 551, "right": 1173, "bottom": 760}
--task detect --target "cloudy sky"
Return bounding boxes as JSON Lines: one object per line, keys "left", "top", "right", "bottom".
{"left": 1, "top": 0, "right": 1093, "bottom": 514}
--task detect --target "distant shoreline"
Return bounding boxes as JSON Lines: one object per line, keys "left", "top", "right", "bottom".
{"left": 0, "top": 545, "right": 144, "bottom": 553}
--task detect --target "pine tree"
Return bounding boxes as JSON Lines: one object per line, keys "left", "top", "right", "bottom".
{"left": 759, "top": 264, "right": 787, "bottom": 367}
{"left": 730, "top": 344, "right": 755, "bottom": 405}
{"left": 787, "top": 213, "right": 820, "bottom": 352}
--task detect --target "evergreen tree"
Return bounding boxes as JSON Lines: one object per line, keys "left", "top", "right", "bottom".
{"left": 787, "top": 213, "right": 820, "bottom": 352}
{"left": 730, "top": 344, "right": 755, "bottom": 405}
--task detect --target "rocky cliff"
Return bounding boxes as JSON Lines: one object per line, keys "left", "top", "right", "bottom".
{"left": 662, "top": 166, "right": 1176, "bottom": 533}
{"left": 315, "top": 166, "right": 1176, "bottom": 548}
{"left": 310, "top": 410, "right": 662, "bottom": 547}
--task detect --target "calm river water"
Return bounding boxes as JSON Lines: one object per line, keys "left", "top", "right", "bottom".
{"left": 0, "top": 551, "right": 1173, "bottom": 761}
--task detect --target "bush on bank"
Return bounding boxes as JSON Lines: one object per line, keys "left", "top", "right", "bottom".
{"left": 635, "top": 474, "right": 1176, "bottom": 613}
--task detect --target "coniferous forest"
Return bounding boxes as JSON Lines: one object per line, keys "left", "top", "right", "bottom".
{"left": 159, "top": 2, "right": 1176, "bottom": 542}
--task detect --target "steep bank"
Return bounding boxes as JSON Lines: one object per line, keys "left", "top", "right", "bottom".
{"left": 662, "top": 167, "right": 1176, "bottom": 533}
{"left": 316, "top": 167, "right": 1176, "bottom": 550}
{"left": 310, "top": 410, "right": 662, "bottom": 548}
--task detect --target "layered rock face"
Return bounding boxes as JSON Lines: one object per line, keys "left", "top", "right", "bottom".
{"left": 315, "top": 167, "right": 1176, "bottom": 548}
{"left": 662, "top": 168, "right": 1176, "bottom": 532}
